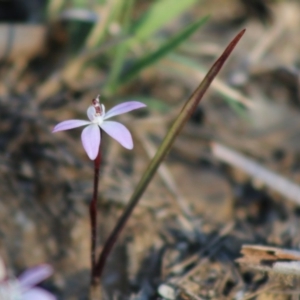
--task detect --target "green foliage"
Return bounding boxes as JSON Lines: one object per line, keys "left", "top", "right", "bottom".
{"left": 46, "top": 0, "right": 215, "bottom": 105}
{"left": 222, "top": 94, "right": 250, "bottom": 121}
{"left": 132, "top": 0, "right": 199, "bottom": 41}
{"left": 104, "top": 0, "right": 206, "bottom": 93}
{"left": 116, "top": 16, "right": 209, "bottom": 87}
{"left": 105, "top": 0, "right": 135, "bottom": 94}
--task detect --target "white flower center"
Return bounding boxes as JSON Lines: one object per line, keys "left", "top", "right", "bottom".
{"left": 92, "top": 115, "right": 104, "bottom": 126}
{"left": 91, "top": 104, "right": 105, "bottom": 126}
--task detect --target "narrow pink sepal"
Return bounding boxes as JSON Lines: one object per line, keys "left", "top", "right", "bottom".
{"left": 100, "top": 121, "right": 133, "bottom": 149}
{"left": 19, "top": 265, "right": 53, "bottom": 289}
{"left": 81, "top": 124, "right": 101, "bottom": 160}
{"left": 22, "top": 287, "right": 56, "bottom": 300}
{"left": 104, "top": 101, "right": 146, "bottom": 120}
{"left": 52, "top": 120, "right": 90, "bottom": 133}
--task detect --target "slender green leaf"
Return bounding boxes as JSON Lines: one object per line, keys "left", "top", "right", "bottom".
{"left": 222, "top": 93, "right": 250, "bottom": 120}
{"left": 105, "top": 0, "right": 135, "bottom": 94}
{"left": 132, "top": 0, "right": 198, "bottom": 41}
{"left": 94, "top": 30, "right": 246, "bottom": 279}
{"left": 118, "top": 16, "right": 209, "bottom": 86}
{"left": 84, "top": 0, "right": 121, "bottom": 49}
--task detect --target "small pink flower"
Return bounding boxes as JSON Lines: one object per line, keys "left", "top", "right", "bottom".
{"left": 0, "top": 264, "right": 56, "bottom": 300}
{"left": 53, "top": 96, "right": 146, "bottom": 160}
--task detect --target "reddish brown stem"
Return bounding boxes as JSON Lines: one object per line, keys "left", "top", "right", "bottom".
{"left": 90, "top": 144, "right": 101, "bottom": 283}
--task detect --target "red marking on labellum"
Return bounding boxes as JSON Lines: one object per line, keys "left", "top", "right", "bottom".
{"left": 92, "top": 96, "right": 102, "bottom": 115}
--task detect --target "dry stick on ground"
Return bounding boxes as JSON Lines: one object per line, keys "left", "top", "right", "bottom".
{"left": 247, "top": 15, "right": 285, "bottom": 66}
{"left": 248, "top": 2, "right": 297, "bottom": 67}
{"left": 242, "top": 283, "right": 280, "bottom": 300}
{"left": 211, "top": 142, "right": 300, "bottom": 205}
{"left": 165, "top": 222, "right": 235, "bottom": 283}
{"left": 176, "top": 222, "right": 235, "bottom": 284}
{"left": 237, "top": 245, "right": 300, "bottom": 275}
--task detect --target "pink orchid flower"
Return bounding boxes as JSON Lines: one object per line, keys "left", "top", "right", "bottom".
{"left": 52, "top": 96, "right": 146, "bottom": 160}
{"left": 0, "top": 264, "right": 56, "bottom": 300}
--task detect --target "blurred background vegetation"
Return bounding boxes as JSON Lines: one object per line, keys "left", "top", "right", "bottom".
{"left": 0, "top": 0, "right": 270, "bottom": 109}
{"left": 1, "top": 0, "right": 300, "bottom": 299}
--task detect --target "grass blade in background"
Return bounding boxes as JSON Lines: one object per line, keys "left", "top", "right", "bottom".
{"left": 117, "top": 16, "right": 209, "bottom": 86}
{"left": 105, "top": 0, "right": 135, "bottom": 94}
{"left": 132, "top": 0, "right": 198, "bottom": 41}
{"left": 106, "top": 0, "right": 203, "bottom": 93}
{"left": 94, "top": 29, "right": 246, "bottom": 279}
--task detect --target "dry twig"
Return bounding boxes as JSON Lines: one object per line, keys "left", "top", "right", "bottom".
{"left": 211, "top": 142, "right": 300, "bottom": 205}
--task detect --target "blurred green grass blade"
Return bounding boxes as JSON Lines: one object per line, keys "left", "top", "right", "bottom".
{"left": 118, "top": 16, "right": 209, "bottom": 86}
{"left": 85, "top": 0, "right": 120, "bottom": 49}
{"left": 105, "top": 0, "right": 135, "bottom": 94}
{"left": 222, "top": 93, "right": 250, "bottom": 120}
{"left": 132, "top": 0, "right": 198, "bottom": 41}
{"left": 94, "top": 30, "right": 246, "bottom": 278}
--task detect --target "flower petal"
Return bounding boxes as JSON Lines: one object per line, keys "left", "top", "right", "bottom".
{"left": 22, "top": 287, "right": 56, "bottom": 300}
{"left": 87, "top": 106, "right": 96, "bottom": 122}
{"left": 18, "top": 265, "right": 53, "bottom": 289}
{"left": 81, "top": 124, "right": 101, "bottom": 160}
{"left": 104, "top": 101, "right": 146, "bottom": 120}
{"left": 52, "top": 120, "right": 90, "bottom": 133}
{"left": 100, "top": 121, "right": 133, "bottom": 149}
